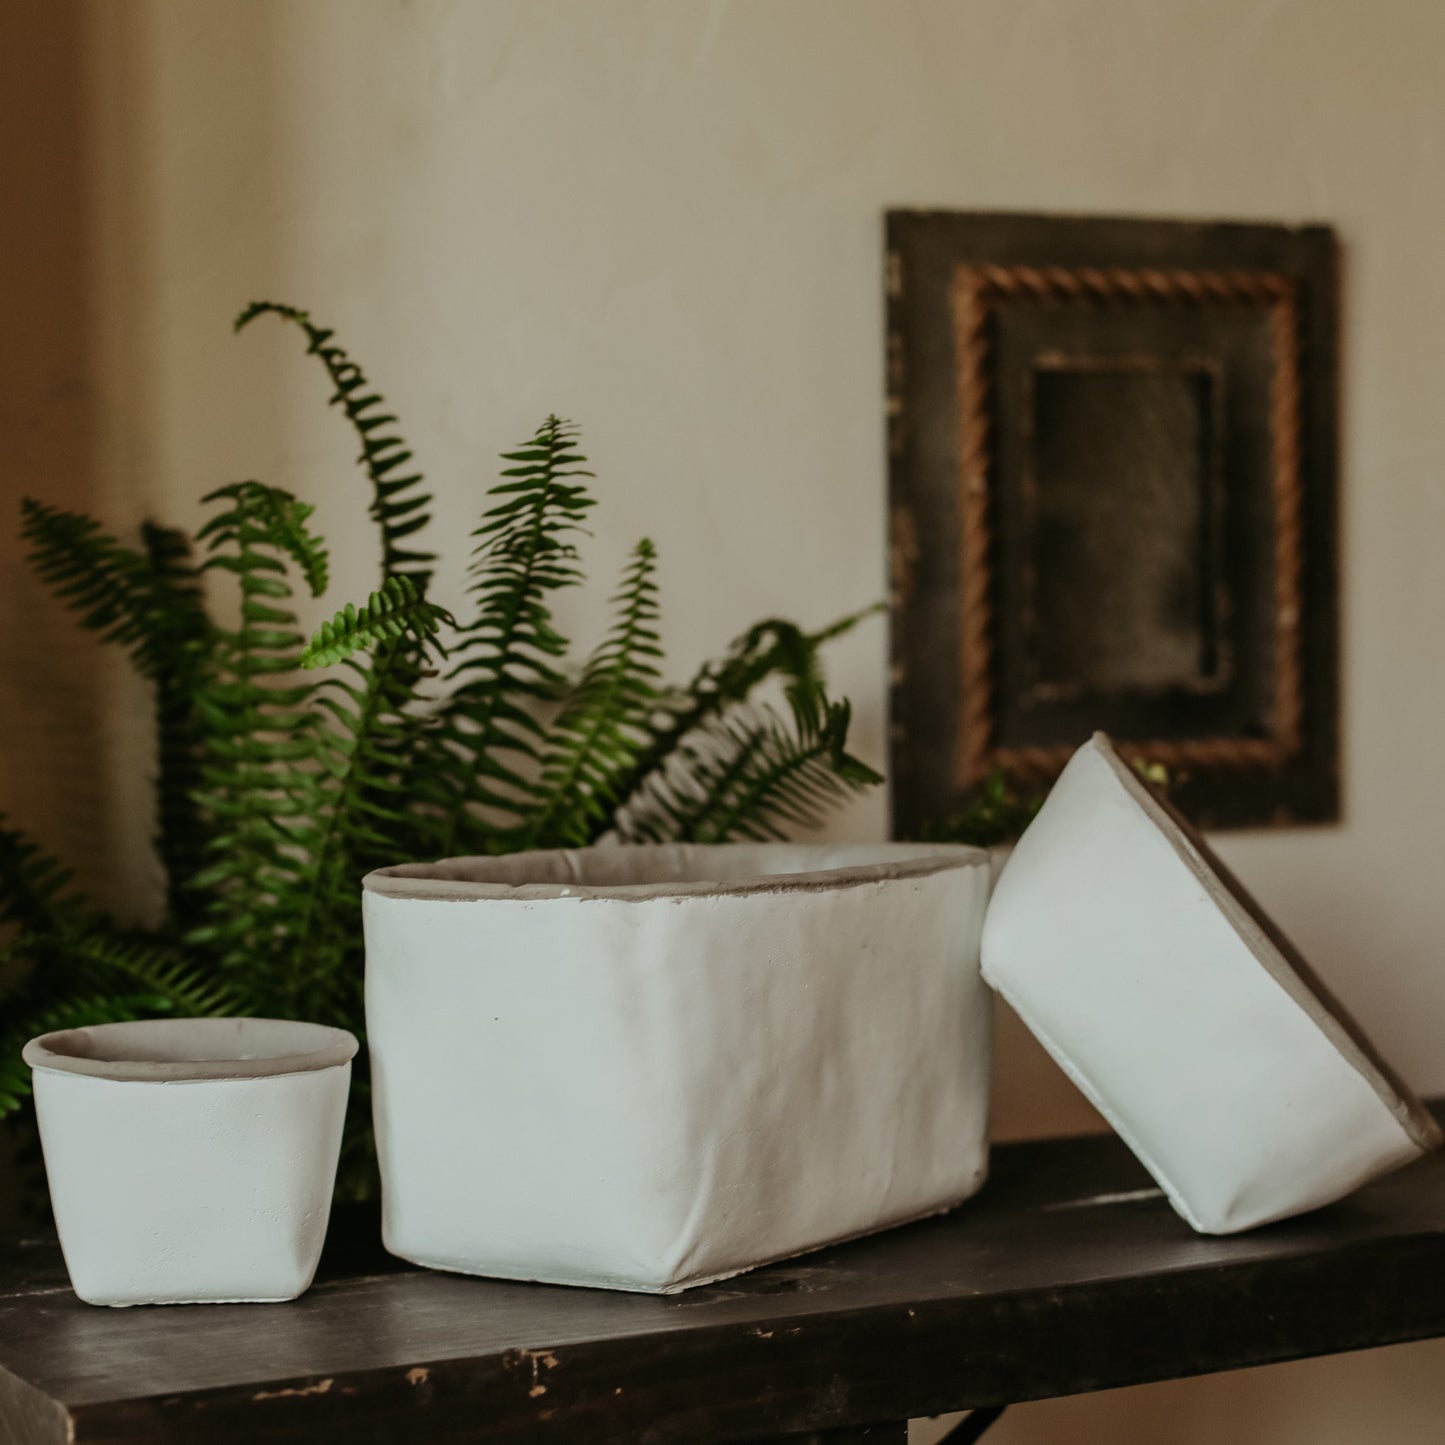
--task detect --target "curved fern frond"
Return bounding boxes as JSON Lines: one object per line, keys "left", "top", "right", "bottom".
{"left": 12, "top": 927, "right": 242, "bottom": 1018}
{"left": 424, "top": 415, "right": 596, "bottom": 851}
{"left": 0, "top": 921, "right": 240, "bottom": 1115}
{"left": 616, "top": 690, "right": 881, "bottom": 845}
{"left": 301, "top": 576, "right": 451, "bottom": 669}
{"left": 22, "top": 498, "right": 211, "bottom": 682}
{"left": 606, "top": 608, "right": 879, "bottom": 820}
{"left": 0, "top": 989, "right": 175, "bottom": 1116}
{"left": 522, "top": 539, "right": 663, "bottom": 849}
{"left": 23, "top": 501, "right": 216, "bottom": 919}
{"left": 0, "top": 818, "right": 87, "bottom": 935}
{"left": 235, "top": 302, "right": 434, "bottom": 589}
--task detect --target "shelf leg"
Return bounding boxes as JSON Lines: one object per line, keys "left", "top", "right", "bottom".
{"left": 936, "top": 1405, "right": 1008, "bottom": 1442}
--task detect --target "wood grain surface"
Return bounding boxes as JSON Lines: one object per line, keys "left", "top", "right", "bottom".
{"left": 2, "top": 1113, "right": 1442, "bottom": 1443}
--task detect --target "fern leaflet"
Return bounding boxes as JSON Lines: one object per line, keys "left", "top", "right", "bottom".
{"left": 301, "top": 576, "right": 450, "bottom": 669}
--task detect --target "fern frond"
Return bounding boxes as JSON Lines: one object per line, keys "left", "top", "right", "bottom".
{"left": 140, "top": 521, "right": 214, "bottom": 920}
{"left": 0, "top": 913, "right": 244, "bottom": 1114}
{"left": 197, "top": 481, "right": 330, "bottom": 599}
{"left": 604, "top": 605, "right": 881, "bottom": 829}
{"left": 283, "top": 644, "right": 429, "bottom": 1022}
{"left": 294, "top": 583, "right": 451, "bottom": 984}
{"left": 188, "top": 482, "right": 329, "bottom": 986}
{"left": 235, "top": 302, "right": 434, "bottom": 589}
{"left": 22, "top": 498, "right": 211, "bottom": 682}
{"left": 522, "top": 539, "right": 663, "bottom": 849}
{"left": 0, "top": 819, "right": 87, "bottom": 935}
{"left": 22, "top": 501, "right": 217, "bottom": 922}
{"left": 283, "top": 569, "right": 449, "bottom": 1018}
{"left": 608, "top": 617, "right": 824, "bottom": 813}
{"left": 301, "top": 576, "right": 450, "bottom": 669}
{"left": 424, "top": 416, "right": 596, "bottom": 851}
{"left": 10, "top": 926, "right": 242, "bottom": 1018}
{"left": 0, "top": 988, "right": 176, "bottom": 1116}
{"left": 616, "top": 690, "right": 880, "bottom": 845}
{"left": 237, "top": 488, "right": 329, "bottom": 596}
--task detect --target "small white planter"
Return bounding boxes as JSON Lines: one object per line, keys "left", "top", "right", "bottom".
{"left": 981, "top": 733, "right": 1440, "bottom": 1234}
{"left": 363, "top": 842, "right": 992, "bottom": 1293}
{"left": 24, "top": 1017, "right": 357, "bottom": 1307}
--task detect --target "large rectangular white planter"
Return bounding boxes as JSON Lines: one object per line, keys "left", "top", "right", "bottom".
{"left": 363, "top": 843, "right": 993, "bottom": 1293}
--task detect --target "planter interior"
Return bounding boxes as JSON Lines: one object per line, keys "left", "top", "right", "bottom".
{"left": 364, "top": 840, "right": 987, "bottom": 895}
{"left": 364, "top": 842, "right": 993, "bottom": 1293}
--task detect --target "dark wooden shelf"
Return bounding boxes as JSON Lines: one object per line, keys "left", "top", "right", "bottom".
{"left": 4, "top": 1108, "right": 1445, "bottom": 1443}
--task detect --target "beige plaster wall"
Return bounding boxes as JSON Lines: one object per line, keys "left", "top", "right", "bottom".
{"left": 4, "top": 2, "right": 1445, "bottom": 1438}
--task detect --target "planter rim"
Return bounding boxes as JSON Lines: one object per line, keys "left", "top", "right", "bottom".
{"left": 364, "top": 842, "right": 988, "bottom": 903}
{"left": 23, "top": 1017, "right": 358, "bottom": 1084}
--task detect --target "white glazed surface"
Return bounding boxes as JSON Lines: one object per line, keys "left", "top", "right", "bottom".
{"left": 364, "top": 842, "right": 992, "bottom": 1293}
{"left": 981, "top": 734, "right": 1437, "bottom": 1234}
{"left": 28, "top": 1019, "right": 354, "bottom": 1306}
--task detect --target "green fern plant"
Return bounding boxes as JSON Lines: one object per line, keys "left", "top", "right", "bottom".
{"left": 0, "top": 303, "right": 880, "bottom": 1196}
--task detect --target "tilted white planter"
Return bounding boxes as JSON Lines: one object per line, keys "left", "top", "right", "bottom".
{"left": 24, "top": 1018, "right": 356, "bottom": 1306}
{"left": 363, "top": 843, "right": 993, "bottom": 1293}
{"left": 982, "top": 733, "right": 1440, "bottom": 1234}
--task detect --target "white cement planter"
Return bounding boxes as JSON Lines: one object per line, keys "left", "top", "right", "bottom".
{"left": 24, "top": 1017, "right": 357, "bottom": 1307}
{"left": 363, "top": 842, "right": 992, "bottom": 1293}
{"left": 981, "top": 733, "right": 1440, "bottom": 1234}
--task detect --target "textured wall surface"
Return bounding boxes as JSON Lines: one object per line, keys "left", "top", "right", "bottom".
{"left": 4, "top": 1, "right": 1445, "bottom": 1439}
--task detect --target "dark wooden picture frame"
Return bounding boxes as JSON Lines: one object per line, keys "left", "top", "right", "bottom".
{"left": 886, "top": 210, "right": 1340, "bottom": 833}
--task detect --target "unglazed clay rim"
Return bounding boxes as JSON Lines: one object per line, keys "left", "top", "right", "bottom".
{"left": 22, "top": 1017, "right": 359, "bottom": 1083}
{"left": 363, "top": 842, "right": 990, "bottom": 903}
{"left": 1085, "top": 731, "right": 1441, "bottom": 1155}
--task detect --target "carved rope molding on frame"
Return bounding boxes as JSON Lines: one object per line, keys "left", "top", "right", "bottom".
{"left": 948, "top": 262, "right": 1307, "bottom": 790}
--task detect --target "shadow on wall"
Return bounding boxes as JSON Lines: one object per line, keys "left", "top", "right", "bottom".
{"left": 0, "top": 0, "right": 106, "bottom": 1225}
{"left": 0, "top": 0, "right": 294, "bottom": 936}
{"left": 0, "top": 2, "right": 110, "bottom": 910}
